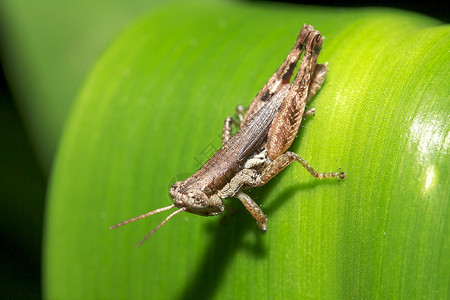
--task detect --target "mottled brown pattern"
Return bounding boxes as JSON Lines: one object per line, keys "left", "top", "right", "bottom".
{"left": 110, "top": 25, "right": 345, "bottom": 245}
{"left": 240, "top": 25, "right": 315, "bottom": 128}
{"left": 266, "top": 31, "right": 323, "bottom": 160}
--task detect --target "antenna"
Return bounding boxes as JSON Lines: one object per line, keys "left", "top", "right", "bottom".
{"left": 109, "top": 204, "right": 186, "bottom": 246}
{"left": 109, "top": 204, "right": 176, "bottom": 229}
{"left": 137, "top": 207, "right": 186, "bottom": 247}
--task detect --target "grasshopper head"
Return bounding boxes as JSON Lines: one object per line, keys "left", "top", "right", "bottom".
{"left": 170, "top": 181, "right": 224, "bottom": 216}
{"left": 109, "top": 181, "right": 225, "bottom": 246}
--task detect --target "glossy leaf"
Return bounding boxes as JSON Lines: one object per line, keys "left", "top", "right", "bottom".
{"left": 44, "top": 2, "right": 449, "bottom": 299}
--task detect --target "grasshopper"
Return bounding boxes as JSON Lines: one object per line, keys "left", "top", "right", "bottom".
{"left": 110, "top": 25, "right": 345, "bottom": 246}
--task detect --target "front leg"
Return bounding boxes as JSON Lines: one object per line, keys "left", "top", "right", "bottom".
{"left": 217, "top": 167, "right": 267, "bottom": 231}
{"left": 235, "top": 191, "right": 267, "bottom": 231}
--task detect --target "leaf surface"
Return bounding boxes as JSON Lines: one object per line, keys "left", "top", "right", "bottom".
{"left": 44, "top": 2, "right": 449, "bottom": 299}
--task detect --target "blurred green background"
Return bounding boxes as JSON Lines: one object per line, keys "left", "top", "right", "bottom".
{"left": 0, "top": 0, "right": 447, "bottom": 298}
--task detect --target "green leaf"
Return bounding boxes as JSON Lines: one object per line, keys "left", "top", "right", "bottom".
{"left": 44, "top": 2, "right": 449, "bottom": 299}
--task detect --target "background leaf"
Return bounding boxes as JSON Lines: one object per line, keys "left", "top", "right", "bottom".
{"left": 0, "top": 0, "right": 172, "bottom": 172}
{"left": 44, "top": 2, "right": 449, "bottom": 299}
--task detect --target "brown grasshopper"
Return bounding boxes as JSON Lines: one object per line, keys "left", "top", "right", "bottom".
{"left": 110, "top": 25, "right": 345, "bottom": 246}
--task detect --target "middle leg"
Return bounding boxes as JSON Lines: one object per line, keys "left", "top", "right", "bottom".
{"left": 222, "top": 105, "right": 245, "bottom": 145}
{"left": 261, "top": 151, "right": 345, "bottom": 184}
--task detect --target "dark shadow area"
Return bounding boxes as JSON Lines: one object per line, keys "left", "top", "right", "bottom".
{"left": 177, "top": 173, "right": 343, "bottom": 299}
{"left": 0, "top": 61, "right": 46, "bottom": 299}
{"left": 176, "top": 201, "right": 264, "bottom": 300}
{"left": 175, "top": 183, "right": 268, "bottom": 299}
{"left": 176, "top": 161, "right": 341, "bottom": 299}
{"left": 252, "top": 0, "right": 448, "bottom": 23}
